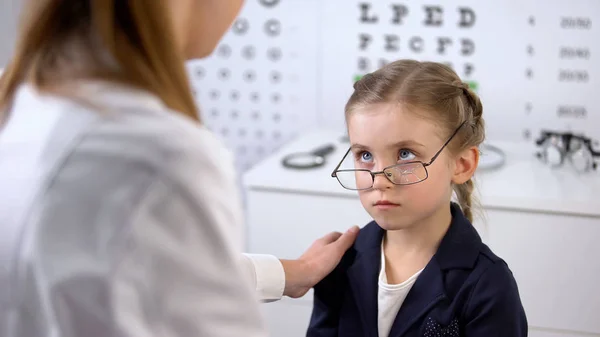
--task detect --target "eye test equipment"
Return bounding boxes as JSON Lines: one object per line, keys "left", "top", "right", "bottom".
{"left": 281, "top": 144, "right": 336, "bottom": 169}
{"left": 478, "top": 143, "right": 506, "bottom": 171}
{"left": 535, "top": 130, "right": 600, "bottom": 173}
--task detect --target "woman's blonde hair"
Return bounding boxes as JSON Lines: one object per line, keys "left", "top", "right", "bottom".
{"left": 346, "top": 59, "right": 485, "bottom": 222}
{"left": 0, "top": 0, "right": 199, "bottom": 124}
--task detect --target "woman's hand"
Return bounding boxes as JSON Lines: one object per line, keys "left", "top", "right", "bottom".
{"left": 280, "top": 226, "right": 360, "bottom": 298}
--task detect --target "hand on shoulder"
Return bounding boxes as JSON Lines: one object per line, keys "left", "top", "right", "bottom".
{"left": 281, "top": 226, "right": 360, "bottom": 298}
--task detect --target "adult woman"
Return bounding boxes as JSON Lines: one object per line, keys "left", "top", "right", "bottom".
{"left": 0, "top": 1, "right": 358, "bottom": 336}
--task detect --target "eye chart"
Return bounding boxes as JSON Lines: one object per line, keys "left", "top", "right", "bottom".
{"left": 320, "top": 0, "right": 599, "bottom": 142}
{"left": 189, "top": 0, "right": 599, "bottom": 172}
{"left": 187, "top": 0, "right": 320, "bottom": 171}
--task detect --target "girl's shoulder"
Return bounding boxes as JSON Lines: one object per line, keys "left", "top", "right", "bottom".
{"left": 353, "top": 221, "right": 385, "bottom": 251}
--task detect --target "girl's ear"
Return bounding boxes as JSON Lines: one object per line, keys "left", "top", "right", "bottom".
{"left": 451, "top": 146, "right": 479, "bottom": 184}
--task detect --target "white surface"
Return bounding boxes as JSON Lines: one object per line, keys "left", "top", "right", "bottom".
{"left": 320, "top": 0, "right": 600, "bottom": 141}
{"left": 188, "top": 0, "right": 319, "bottom": 171}
{"left": 191, "top": 0, "right": 600, "bottom": 176}
{"left": 0, "top": 0, "right": 20, "bottom": 67}
{"left": 244, "top": 128, "right": 600, "bottom": 217}
{"left": 243, "top": 129, "right": 600, "bottom": 337}
{"left": 483, "top": 209, "right": 600, "bottom": 335}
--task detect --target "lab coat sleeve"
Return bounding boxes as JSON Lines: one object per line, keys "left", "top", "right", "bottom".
{"left": 110, "top": 163, "right": 268, "bottom": 336}
{"left": 241, "top": 253, "right": 285, "bottom": 302}
{"left": 463, "top": 262, "right": 528, "bottom": 336}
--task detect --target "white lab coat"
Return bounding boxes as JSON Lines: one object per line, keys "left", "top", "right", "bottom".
{"left": 0, "top": 81, "right": 284, "bottom": 337}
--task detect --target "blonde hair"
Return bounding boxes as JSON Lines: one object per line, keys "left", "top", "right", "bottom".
{"left": 0, "top": 0, "right": 199, "bottom": 124}
{"left": 346, "top": 59, "right": 485, "bottom": 222}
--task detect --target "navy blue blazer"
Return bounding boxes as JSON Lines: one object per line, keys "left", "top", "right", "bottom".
{"left": 307, "top": 203, "right": 527, "bottom": 337}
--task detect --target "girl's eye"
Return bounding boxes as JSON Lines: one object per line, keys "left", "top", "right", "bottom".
{"left": 359, "top": 151, "right": 373, "bottom": 162}
{"left": 398, "top": 149, "right": 416, "bottom": 161}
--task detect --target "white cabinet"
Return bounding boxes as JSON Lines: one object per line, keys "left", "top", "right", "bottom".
{"left": 243, "top": 129, "right": 600, "bottom": 337}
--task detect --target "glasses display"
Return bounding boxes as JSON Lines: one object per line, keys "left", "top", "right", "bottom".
{"left": 331, "top": 122, "right": 466, "bottom": 190}
{"left": 535, "top": 130, "right": 599, "bottom": 173}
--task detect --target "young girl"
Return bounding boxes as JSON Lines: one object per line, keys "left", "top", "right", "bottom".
{"left": 307, "top": 60, "right": 527, "bottom": 337}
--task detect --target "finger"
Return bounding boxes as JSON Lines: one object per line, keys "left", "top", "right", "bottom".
{"left": 318, "top": 231, "right": 343, "bottom": 244}
{"left": 331, "top": 226, "right": 359, "bottom": 251}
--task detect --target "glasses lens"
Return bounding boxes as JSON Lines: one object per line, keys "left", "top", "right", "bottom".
{"left": 385, "top": 162, "right": 427, "bottom": 184}
{"left": 569, "top": 147, "right": 592, "bottom": 173}
{"left": 544, "top": 145, "right": 564, "bottom": 167}
{"left": 335, "top": 170, "right": 372, "bottom": 190}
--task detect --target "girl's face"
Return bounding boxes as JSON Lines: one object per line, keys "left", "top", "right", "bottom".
{"left": 346, "top": 103, "right": 456, "bottom": 231}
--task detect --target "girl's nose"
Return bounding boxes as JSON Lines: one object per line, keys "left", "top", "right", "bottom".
{"left": 372, "top": 171, "right": 394, "bottom": 190}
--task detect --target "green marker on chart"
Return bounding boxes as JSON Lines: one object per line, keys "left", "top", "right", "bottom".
{"left": 466, "top": 80, "right": 479, "bottom": 92}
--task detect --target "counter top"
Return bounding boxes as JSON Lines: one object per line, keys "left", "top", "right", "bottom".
{"left": 243, "top": 129, "right": 600, "bottom": 217}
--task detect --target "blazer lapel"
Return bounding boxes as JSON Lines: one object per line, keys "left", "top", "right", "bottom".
{"left": 387, "top": 203, "right": 482, "bottom": 337}
{"left": 345, "top": 203, "right": 481, "bottom": 337}
{"left": 346, "top": 222, "right": 384, "bottom": 337}
{"left": 347, "top": 248, "right": 380, "bottom": 337}
{"left": 386, "top": 258, "right": 446, "bottom": 337}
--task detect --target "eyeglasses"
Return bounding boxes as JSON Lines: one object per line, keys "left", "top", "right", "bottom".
{"left": 535, "top": 130, "right": 599, "bottom": 173}
{"left": 331, "top": 122, "right": 466, "bottom": 190}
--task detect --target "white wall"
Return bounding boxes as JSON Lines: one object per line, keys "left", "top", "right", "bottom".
{"left": 191, "top": 0, "right": 600, "bottom": 173}
{"left": 0, "top": 0, "right": 20, "bottom": 67}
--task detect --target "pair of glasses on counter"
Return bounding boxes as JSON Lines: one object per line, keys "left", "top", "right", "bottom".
{"left": 535, "top": 130, "right": 599, "bottom": 173}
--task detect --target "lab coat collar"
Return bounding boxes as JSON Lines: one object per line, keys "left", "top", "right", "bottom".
{"left": 14, "top": 80, "right": 168, "bottom": 116}
{"left": 78, "top": 80, "right": 168, "bottom": 113}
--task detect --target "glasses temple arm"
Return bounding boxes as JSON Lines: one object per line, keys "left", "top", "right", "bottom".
{"left": 426, "top": 121, "right": 467, "bottom": 165}
{"left": 331, "top": 147, "right": 351, "bottom": 177}
{"left": 583, "top": 139, "right": 600, "bottom": 157}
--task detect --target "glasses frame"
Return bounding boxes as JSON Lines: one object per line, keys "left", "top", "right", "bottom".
{"left": 535, "top": 130, "right": 599, "bottom": 172}
{"left": 331, "top": 121, "right": 466, "bottom": 190}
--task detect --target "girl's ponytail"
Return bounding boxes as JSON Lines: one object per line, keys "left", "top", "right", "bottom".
{"left": 454, "top": 178, "right": 474, "bottom": 223}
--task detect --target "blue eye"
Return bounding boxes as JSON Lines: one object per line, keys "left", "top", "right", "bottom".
{"left": 398, "top": 149, "right": 416, "bottom": 161}
{"left": 360, "top": 151, "right": 373, "bottom": 162}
